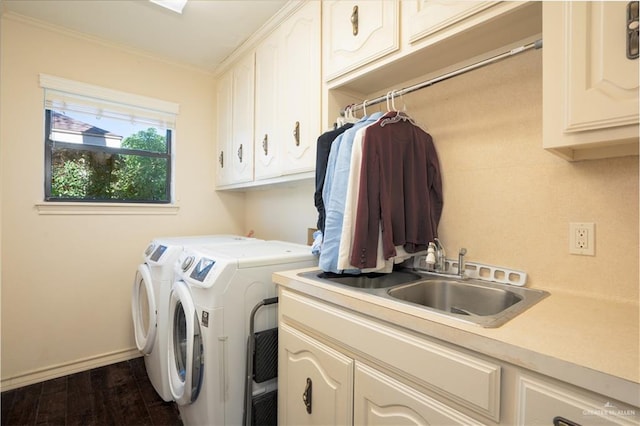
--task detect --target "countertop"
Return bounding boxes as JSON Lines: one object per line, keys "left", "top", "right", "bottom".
{"left": 273, "top": 267, "right": 640, "bottom": 408}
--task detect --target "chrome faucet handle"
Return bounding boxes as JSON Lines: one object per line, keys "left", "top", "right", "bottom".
{"left": 458, "top": 248, "right": 467, "bottom": 278}
{"left": 433, "top": 238, "right": 446, "bottom": 271}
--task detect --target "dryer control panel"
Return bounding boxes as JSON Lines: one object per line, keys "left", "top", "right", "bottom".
{"left": 190, "top": 258, "right": 216, "bottom": 282}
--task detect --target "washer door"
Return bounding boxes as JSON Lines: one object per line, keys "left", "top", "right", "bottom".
{"left": 131, "top": 264, "right": 157, "bottom": 354}
{"left": 168, "top": 280, "right": 204, "bottom": 405}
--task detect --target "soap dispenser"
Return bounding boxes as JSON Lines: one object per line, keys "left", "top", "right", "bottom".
{"left": 425, "top": 242, "right": 436, "bottom": 271}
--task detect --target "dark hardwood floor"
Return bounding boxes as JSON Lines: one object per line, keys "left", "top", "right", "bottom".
{"left": 1, "top": 357, "right": 182, "bottom": 426}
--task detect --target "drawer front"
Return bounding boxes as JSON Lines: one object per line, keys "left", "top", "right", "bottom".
{"left": 517, "top": 375, "right": 640, "bottom": 426}
{"left": 279, "top": 289, "right": 501, "bottom": 421}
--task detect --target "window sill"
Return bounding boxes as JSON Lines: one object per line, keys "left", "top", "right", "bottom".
{"left": 35, "top": 202, "right": 180, "bottom": 216}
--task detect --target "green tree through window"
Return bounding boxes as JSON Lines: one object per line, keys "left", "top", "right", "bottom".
{"left": 45, "top": 110, "right": 172, "bottom": 203}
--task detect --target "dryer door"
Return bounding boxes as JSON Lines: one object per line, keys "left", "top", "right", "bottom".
{"left": 131, "top": 264, "right": 157, "bottom": 354}
{"left": 168, "top": 280, "right": 204, "bottom": 405}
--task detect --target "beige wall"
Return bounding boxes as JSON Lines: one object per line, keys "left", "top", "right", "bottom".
{"left": 246, "top": 49, "right": 639, "bottom": 302}
{"left": 2, "top": 11, "right": 638, "bottom": 391}
{"left": 0, "top": 15, "right": 246, "bottom": 388}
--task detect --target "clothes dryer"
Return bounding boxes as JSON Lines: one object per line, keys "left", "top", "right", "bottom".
{"left": 167, "top": 240, "right": 317, "bottom": 425}
{"left": 131, "top": 234, "right": 259, "bottom": 401}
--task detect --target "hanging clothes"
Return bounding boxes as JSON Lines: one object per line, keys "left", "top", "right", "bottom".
{"left": 314, "top": 123, "right": 353, "bottom": 232}
{"left": 319, "top": 112, "right": 384, "bottom": 274}
{"left": 350, "top": 113, "right": 443, "bottom": 270}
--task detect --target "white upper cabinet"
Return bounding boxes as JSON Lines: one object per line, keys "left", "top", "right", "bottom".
{"left": 322, "top": 0, "right": 400, "bottom": 81}
{"left": 543, "top": 1, "right": 639, "bottom": 161}
{"left": 230, "top": 53, "right": 255, "bottom": 183}
{"left": 216, "top": 1, "right": 320, "bottom": 190}
{"left": 280, "top": 0, "right": 322, "bottom": 174}
{"left": 401, "top": 1, "right": 496, "bottom": 46}
{"left": 215, "top": 70, "right": 233, "bottom": 187}
{"left": 254, "top": 30, "right": 281, "bottom": 180}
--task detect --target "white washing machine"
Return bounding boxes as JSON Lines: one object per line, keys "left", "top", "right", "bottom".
{"left": 167, "top": 240, "right": 317, "bottom": 426}
{"left": 131, "top": 234, "right": 259, "bottom": 401}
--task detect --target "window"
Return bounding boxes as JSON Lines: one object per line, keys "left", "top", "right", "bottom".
{"left": 40, "top": 74, "right": 179, "bottom": 204}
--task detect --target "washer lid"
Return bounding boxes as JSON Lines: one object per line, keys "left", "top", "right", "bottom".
{"left": 131, "top": 264, "right": 157, "bottom": 354}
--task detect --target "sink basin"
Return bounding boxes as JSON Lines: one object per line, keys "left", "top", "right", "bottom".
{"left": 386, "top": 278, "right": 549, "bottom": 327}
{"left": 298, "top": 269, "right": 549, "bottom": 328}
{"left": 298, "top": 270, "right": 422, "bottom": 289}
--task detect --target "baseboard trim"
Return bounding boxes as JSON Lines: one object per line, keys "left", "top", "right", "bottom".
{"left": 0, "top": 347, "right": 142, "bottom": 392}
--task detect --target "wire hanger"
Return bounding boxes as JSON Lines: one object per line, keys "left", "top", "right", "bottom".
{"left": 380, "top": 90, "right": 416, "bottom": 127}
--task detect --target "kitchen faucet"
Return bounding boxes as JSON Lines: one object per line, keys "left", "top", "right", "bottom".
{"left": 428, "top": 238, "right": 467, "bottom": 279}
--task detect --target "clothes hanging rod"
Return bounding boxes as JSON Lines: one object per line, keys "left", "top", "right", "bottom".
{"left": 343, "top": 39, "right": 543, "bottom": 115}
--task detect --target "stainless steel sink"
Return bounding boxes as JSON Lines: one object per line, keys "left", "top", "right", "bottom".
{"left": 298, "top": 269, "right": 549, "bottom": 328}
{"left": 387, "top": 280, "right": 523, "bottom": 316}
{"left": 298, "top": 270, "right": 422, "bottom": 289}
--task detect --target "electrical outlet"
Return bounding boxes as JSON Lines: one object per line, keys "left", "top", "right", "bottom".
{"left": 569, "top": 222, "right": 595, "bottom": 256}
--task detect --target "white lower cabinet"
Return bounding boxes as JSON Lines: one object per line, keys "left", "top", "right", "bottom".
{"left": 278, "top": 288, "right": 499, "bottom": 425}
{"left": 517, "top": 374, "right": 639, "bottom": 426}
{"left": 279, "top": 322, "right": 482, "bottom": 426}
{"left": 277, "top": 286, "right": 640, "bottom": 425}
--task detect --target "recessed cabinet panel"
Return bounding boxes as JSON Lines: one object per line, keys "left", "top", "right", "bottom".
{"left": 402, "top": 0, "right": 496, "bottom": 45}
{"left": 280, "top": 0, "right": 321, "bottom": 175}
{"left": 517, "top": 375, "right": 640, "bottom": 425}
{"left": 279, "top": 323, "right": 354, "bottom": 426}
{"left": 323, "top": 0, "right": 399, "bottom": 81}
{"left": 565, "top": 2, "right": 639, "bottom": 132}
{"left": 254, "top": 33, "right": 281, "bottom": 180}
{"left": 354, "top": 362, "right": 483, "bottom": 426}
{"left": 543, "top": 1, "right": 640, "bottom": 160}
{"left": 230, "top": 54, "right": 254, "bottom": 183}
{"left": 215, "top": 71, "right": 233, "bottom": 187}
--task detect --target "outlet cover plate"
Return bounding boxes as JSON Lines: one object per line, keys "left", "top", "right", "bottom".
{"left": 569, "top": 222, "right": 595, "bottom": 256}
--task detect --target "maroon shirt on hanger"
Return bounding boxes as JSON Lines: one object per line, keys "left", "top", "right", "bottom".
{"left": 350, "top": 115, "right": 443, "bottom": 269}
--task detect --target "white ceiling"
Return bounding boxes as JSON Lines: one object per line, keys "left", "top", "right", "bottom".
{"left": 2, "top": 0, "right": 288, "bottom": 72}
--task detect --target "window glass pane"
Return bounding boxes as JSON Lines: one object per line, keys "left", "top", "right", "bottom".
{"left": 50, "top": 109, "right": 169, "bottom": 154}
{"left": 50, "top": 146, "right": 169, "bottom": 202}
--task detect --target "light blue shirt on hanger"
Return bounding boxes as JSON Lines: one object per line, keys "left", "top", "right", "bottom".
{"left": 319, "top": 112, "right": 383, "bottom": 274}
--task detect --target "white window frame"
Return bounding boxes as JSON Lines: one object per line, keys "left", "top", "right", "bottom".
{"left": 37, "top": 74, "right": 180, "bottom": 215}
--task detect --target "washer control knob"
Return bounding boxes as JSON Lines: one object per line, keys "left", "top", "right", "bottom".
{"left": 181, "top": 256, "right": 195, "bottom": 271}
{"left": 144, "top": 244, "right": 155, "bottom": 256}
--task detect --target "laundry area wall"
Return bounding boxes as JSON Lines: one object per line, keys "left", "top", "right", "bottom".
{"left": 0, "top": 16, "right": 247, "bottom": 389}
{"left": 1, "top": 6, "right": 638, "bottom": 392}
{"left": 245, "top": 48, "right": 639, "bottom": 302}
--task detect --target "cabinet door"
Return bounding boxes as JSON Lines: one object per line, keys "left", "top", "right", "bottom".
{"left": 543, "top": 1, "right": 639, "bottom": 160}
{"left": 323, "top": 0, "right": 399, "bottom": 81}
{"left": 354, "top": 362, "right": 484, "bottom": 426}
{"left": 280, "top": 1, "right": 321, "bottom": 175}
{"left": 401, "top": 0, "right": 495, "bottom": 46}
{"left": 215, "top": 70, "right": 233, "bottom": 187}
{"left": 517, "top": 375, "right": 639, "bottom": 426}
{"left": 230, "top": 53, "right": 255, "bottom": 183}
{"left": 254, "top": 31, "right": 282, "bottom": 180}
{"left": 278, "top": 323, "right": 353, "bottom": 426}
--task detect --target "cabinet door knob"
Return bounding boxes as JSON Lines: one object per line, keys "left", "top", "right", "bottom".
{"left": 262, "top": 134, "right": 269, "bottom": 155}
{"left": 237, "top": 144, "right": 243, "bottom": 163}
{"left": 628, "top": 1, "right": 639, "bottom": 59}
{"left": 351, "top": 5, "right": 359, "bottom": 36}
{"left": 293, "top": 121, "right": 300, "bottom": 147}
{"left": 219, "top": 151, "right": 224, "bottom": 168}
{"left": 302, "top": 377, "right": 312, "bottom": 414}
